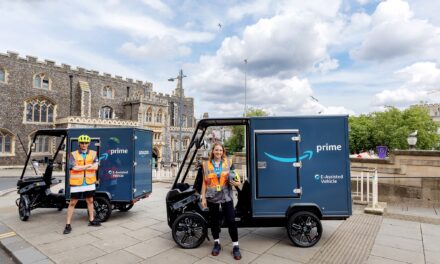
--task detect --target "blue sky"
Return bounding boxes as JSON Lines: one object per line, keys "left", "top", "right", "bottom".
{"left": 1, "top": 0, "right": 440, "bottom": 118}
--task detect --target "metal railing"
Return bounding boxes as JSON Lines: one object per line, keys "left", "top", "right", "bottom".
{"left": 351, "top": 167, "right": 379, "bottom": 208}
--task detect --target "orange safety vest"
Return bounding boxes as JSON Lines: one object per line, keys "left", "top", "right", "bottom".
{"left": 203, "top": 158, "right": 231, "bottom": 191}
{"left": 69, "top": 150, "right": 97, "bottom": 186}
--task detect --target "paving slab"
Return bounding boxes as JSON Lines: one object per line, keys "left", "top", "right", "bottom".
{"left": 82, "top": 249, "right": 143, "bottom": 264}
{"left": 365, "top": 255, "right": 407, "bottom": 264}
{"left": 125, "top": 236, "right": 176, "bottom": 259}
{"left": 370, "top": 244, "right": 425, "bottom": 264}
{"left": 147, "top": 248, "right": 200, "bottom": 264}
{"left": 50, "top": 244, "right": 105, "bottom": 264}
{"left": 425, "top": 249, "right": 440, "bottom": 264}
{"left": 92, "top": 233, "right": 141, "bottom": 253}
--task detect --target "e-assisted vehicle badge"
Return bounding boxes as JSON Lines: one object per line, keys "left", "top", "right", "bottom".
{"left": 216, "top": 185, "right": 221, "bottom": 192}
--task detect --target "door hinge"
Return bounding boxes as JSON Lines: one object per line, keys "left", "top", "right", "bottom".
{"left": 293, "top": 188, "right": 302, "bottom": 194}
{"left": 293, "top": 162, "right": 302, "bottom": 168}
{"left": 291, "top": 135, "right": 301, "bottom": 142}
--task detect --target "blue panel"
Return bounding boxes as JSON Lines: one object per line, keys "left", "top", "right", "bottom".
{"left": 256, "top": 132, "right": 299, "bottom": 197}
{"left": 249, "top": 116, "right": 352, "bottom": 217}
{"left": 134, "top": 129, "right": 153, "bottom": 197}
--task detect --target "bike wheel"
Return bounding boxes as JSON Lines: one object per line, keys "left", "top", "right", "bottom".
{"left": 172, "top": 212, "right": 207, "bottom": 249}
{"left": 18, "top": 195, "right": 30, "bottom": 221}
{"left": 93, "top": 197, "right": 112, "bottom": 222}
{"left": 286, "top": 211, "right": 322, "bottom": 247}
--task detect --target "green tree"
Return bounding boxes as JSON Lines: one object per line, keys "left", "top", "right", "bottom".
{"left": 225, "top": 108, "right": 268, "bottom": 153}
{"left": 349, "top": 106, "right": 439, "bottom": 153}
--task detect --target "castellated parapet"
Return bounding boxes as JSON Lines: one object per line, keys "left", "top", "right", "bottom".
{"left": 0, "top": 50, "right": 196, "bottom": 167}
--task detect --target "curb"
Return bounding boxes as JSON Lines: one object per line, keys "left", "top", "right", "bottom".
{"left": 0, "top": 223, "right": 54, "bottom": 264}
{"left": 0, "top": 188, "right": 16, "bottom": 197}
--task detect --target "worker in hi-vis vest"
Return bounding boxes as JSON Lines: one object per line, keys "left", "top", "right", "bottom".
{"left": 64, "top": 135, "right": 101, "bottom": 234}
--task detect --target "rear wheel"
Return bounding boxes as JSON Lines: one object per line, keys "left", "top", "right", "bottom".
{"left": 172, "top": 212, "right": 207, "bottom": 249}
{"left": 18, "top": 195, "right": 30, "bottom": 221}
{"left": 93, "top": 197, "right": 112, "bottom": 222}
{"left": 287, "top": 211, "right": 322, "bottom": 247}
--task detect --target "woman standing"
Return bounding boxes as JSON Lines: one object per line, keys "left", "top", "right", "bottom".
{"left": 201, "top": 142, "right": 242, "bottom": 260}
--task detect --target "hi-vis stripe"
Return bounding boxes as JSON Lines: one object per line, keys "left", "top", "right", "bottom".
{"left": 0, "top": 231, "right": 16, "bottom": 239}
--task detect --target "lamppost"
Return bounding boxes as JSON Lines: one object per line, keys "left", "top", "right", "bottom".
{"left": 244, "top": 59, "right": 248, "bottom": 117}
{"left": 168, "top": 69, "right": 186, "bottom": 166}
{"left": 407, "top": 130, "right": 418, "bottom": 150}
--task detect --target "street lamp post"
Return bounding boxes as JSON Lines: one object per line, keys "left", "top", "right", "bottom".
{"left": 244, "top": 59, "right": 248, "bottom": 117}
{"left": 168, "top": 69, "right": 186, "bottom": 167}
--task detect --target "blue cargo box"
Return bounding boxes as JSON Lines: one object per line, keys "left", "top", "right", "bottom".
{"left": 250, "top": 115, "right": 352, "bottom": 219}
{"left": 66, "top": 128, "right": 153, "bottom": 202}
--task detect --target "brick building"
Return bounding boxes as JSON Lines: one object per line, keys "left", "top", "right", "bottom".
{"left": 0, "top": 51, "right": 195, "bottom": 167}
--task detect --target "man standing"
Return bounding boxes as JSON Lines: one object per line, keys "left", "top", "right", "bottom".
{"left": 64, "top": 134, "right": 101, "bottom": 234}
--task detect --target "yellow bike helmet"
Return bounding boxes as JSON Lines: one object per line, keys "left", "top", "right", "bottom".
{"left": 78, "top": 134, "right": 91, "bottom": 143}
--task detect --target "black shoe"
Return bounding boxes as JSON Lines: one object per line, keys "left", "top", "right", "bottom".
{"left": 232, "top": 246, "right": 241, "bottom": 260}
{"left": 63, "top": 224, "right": 72, "bottom": 234}
{"left": 88, "top": 220, "right": 101, "bottom": 226}
{"left": 211, "top": 242, "right": 221, "bottom": 256}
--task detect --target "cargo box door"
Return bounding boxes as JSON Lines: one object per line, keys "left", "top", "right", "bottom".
{"left": 133, "top": 130, "right": 152, "bottom": 198}
{"left": 255, "top": 130, "right": 301, "bottom": 198}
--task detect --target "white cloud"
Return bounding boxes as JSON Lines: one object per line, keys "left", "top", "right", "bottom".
{"left": 120, "top": 37, "right": 191, "bottom": 60}
{"left": 141, "top": 0, "right": 174, "bottom": 18}
{"left": 217, "top": 10, "right": 343, "bottom": 77}
{"left": 375, "top": 62, "right": 440, "bottom": 106}
{"left": 351, "top": 0, "right": 440, "bottom": 62}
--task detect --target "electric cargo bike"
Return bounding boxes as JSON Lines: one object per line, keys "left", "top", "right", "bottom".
{"left": 166, "top": 116, "right": 352, "bottom": 248}
{"left": 17, "top": 128, "right": 153, "bottom": 222}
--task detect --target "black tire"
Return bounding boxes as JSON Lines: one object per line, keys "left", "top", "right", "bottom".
{"left": 93, "top": 197, "right": 112, "bottom": 222}
{"left": 287, "top": 211, "right": 322, "bottom": 248}
{"left": 118, "top": 203, "right": 133, "bottom": 212}
{"left": 172, "top": 212, "right": 207, "bottom": 249}
{"left": 18, "top": 195, "right": 30, "bottom": 221}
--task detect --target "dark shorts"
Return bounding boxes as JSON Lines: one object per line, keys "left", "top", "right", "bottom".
{"left": 70, "top": 190, "right": 95, "bottom": 199}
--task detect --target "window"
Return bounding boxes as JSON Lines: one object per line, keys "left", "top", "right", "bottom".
{"left": 126, "top": 86, "right": 130, "bottom": 98}
{"left": 156, "top": 109, "right": 163, "bottom": 123}
{"left": 24, "top": 98, "right": 55, "bottom": 123}
{"left": 0, "top": 129, "right": 14, "bottom": 155}
{"left": 34, "top": 136, "right": 50, "bottom": 153}
{"left": 170, "top": 103, "right": 176, "bottom": 126}
{"left": 182, "top": 115, "right": 187, "bottom": 128}
{"left": 99, "top": 106, "right": 113, "bottom": 119}
{"left": 183, "top": 138, "right": 189, "bottom": 148}
{"left": 102, "top": 86, "right": 113, "bottom": 99}
{"left": 33, "top": 73, "right": 50, "bottom": 89}
{"left": 0, "top": 68, "right": 6, "bottom": 83}
{"left": 146, "top": 108, "right": 153, "bottom": 122}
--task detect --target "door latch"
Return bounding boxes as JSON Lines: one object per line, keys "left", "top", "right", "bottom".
{"left": 257, "top": 161, "right": 267, "bottom": 169}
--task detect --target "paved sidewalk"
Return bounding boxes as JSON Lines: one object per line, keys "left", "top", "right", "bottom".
{"left": 0, "top": 183, "right": 439, "bottom": 264}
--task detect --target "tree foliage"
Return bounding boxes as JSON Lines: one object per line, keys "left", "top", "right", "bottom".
{"left": 349, "top": 106, "right": 439, "bottom": 153}
{"left": 225, "top": 108, "right": 268, "bottom": 153}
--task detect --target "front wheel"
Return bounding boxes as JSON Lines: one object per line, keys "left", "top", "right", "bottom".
{"left": 18, "top": 195, "right": 31, "bottom": 221}
{"left": 93, "top": 197, "right": 112, "bottom": 222}
{"left": 172, "top": 212, "right": 207, "bottom": 249}
{"left": 287, "top": 211, "right": 322, "bottom": 247}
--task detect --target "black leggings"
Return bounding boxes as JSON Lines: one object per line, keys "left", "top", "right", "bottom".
{"left": 208, "top": 201, "right": 238, "bottom": 242}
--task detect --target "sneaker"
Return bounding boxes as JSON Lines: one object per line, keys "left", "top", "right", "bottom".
{"left": 88, "top": 220, "right": 101, "bottom": 226}
{"left": 211, "top": 242, "right": 221, "bottom": 256}
{"left": 232, "top": 246, "right": 241, "bottom": 260}
{"left": 63, "top": 224, "right": 72, "bottom": 234}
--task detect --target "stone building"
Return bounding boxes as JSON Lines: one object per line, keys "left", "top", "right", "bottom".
{"left": 0, "top": 51, "right": 195, "bottom": 167}
{"left": 418, "top": 103, "right": 440, "bottom": 134}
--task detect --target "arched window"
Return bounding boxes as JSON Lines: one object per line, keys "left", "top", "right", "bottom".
{"left": 146, "top": 108, "right": 153, "bottom": 122}
{"left": 29, "top": 133, "right": 51, "bottom": 154}
{"left": 102, "top": 86, "right": 114, "bottom": 99}
{"left": 0, "top": 67, "right": 6, "bottom": 83}
{"left": 171, "top": 137, "right": 175, "bottom": 150}
{"left": 24, "top": 97, "right": 56, "bottom": 123}
{"left": 33, "top": 73, "right": 50, "bottom": 89}
{"left": 99, "top": 106, "right": 113, "bottom": 119}
{"left": 0, "top": 129, "right": 14, "bottom": 155}
{"left": 156, "top": 109, "right": 163, "bottom": 123}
